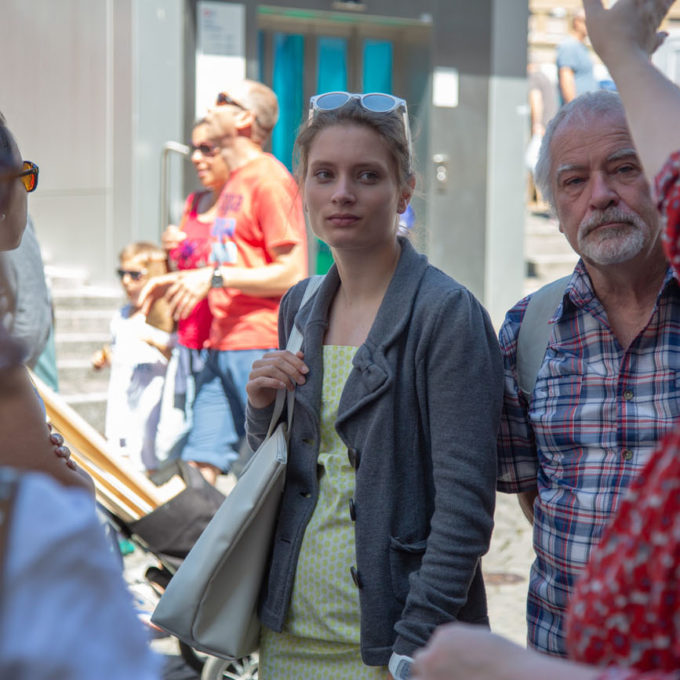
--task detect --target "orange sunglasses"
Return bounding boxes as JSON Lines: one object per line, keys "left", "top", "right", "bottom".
{"left": 15, "top": 161, "right": 39, "bottom": 193}
{"left": 2, "top": 161, "right": 39, "bottom": 193}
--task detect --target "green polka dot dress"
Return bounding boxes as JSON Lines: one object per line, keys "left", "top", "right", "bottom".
{"left": 259, "top": 345, "right": 388, "bottom": 680}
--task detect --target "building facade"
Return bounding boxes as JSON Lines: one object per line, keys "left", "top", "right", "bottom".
{"left": 2, "top": 0, "right": 529, "bottom": 324}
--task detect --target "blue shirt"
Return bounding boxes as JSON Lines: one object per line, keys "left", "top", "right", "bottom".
{"left": 556, "top": 38, "right": 599, "bottom": 104}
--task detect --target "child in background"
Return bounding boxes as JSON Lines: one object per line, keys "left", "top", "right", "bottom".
{"left": 92, "top": 242, "right": 174, "bottom": 474}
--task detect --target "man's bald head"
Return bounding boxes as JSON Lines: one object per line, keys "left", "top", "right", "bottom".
{"left": 223, "top": 80, "right": 279, "bottom": 146}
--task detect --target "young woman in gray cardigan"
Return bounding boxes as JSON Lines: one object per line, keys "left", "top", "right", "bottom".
{"left": 246, "top": 93, "right": 504, "bottom": 679}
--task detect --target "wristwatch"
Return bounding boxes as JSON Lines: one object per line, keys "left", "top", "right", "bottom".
{"left": 388, "top": 652, "right": 413, "bottom": 679}
{"left": 210, "top": 266, "right": 223, "bottom": 289}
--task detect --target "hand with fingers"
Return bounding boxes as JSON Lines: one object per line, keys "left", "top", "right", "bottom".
{"left": 138, "top": 271, "right": 180, "bottom": 316}
{"left": 583, "top": 0, "right": 673, "bottom": 63}
{"left": 165, "top": 267, "right": 212, "bottom": 320}
{"left": 411, "top": 623, "right": 598, "bottom": 680}
{"left": 47, "top": 423, "right": 76, "bottom": 471}
{"left": 161, "top": 224, "right": 187, "bottom": 252}
{"left": 246, "top": 350, "right": 309, "bottom": 410}
{"left": 46, "top": 423, "right": 94, "bottom": 493}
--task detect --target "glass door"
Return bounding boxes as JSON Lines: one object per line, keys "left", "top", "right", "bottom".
{"left": 257, "top": 8, "right": 430, "bottom": 272}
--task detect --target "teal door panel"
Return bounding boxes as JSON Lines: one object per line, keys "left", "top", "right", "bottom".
{"left": 271, "top": 33, "right": 304, "bottom": 171}
{"left": 363, "top": 40, "right": 393, "bottom": 93}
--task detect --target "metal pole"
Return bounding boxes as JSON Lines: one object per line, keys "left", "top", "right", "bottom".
{"left": 159, "top": 141, "right": 191, "bottom": 236}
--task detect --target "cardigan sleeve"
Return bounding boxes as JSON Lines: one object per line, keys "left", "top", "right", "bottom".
{"left": 393, "top": 286, "right": 504, "bottom": 655}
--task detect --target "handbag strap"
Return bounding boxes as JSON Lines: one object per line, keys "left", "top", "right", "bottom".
{"left": 266, "top": 276, "right": 324, "bottom": 438}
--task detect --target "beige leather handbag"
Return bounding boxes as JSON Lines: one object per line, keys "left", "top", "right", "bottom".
{"left": 151, "top": 276, "right": 322, "bottom": 659}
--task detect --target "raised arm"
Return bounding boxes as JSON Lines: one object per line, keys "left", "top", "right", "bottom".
{"left": 583, "top": 0, "right": 679, "bottom": 180}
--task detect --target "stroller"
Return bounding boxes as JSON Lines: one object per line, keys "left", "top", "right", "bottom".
{"left": 32, "top": 371, "right": 259, "bottom": 680}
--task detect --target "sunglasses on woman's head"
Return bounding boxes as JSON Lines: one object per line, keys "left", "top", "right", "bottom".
{"left": 308, "top": 92, "right": 412, "bottom": 171}
{"left": 309, "top": 91, "right": 407, "bottom": 116}
{"left": 116, "top": 268, "right": 147, "bottom": 281}
{"left": 1, "top": 160, "right": 39, "bottom": 193}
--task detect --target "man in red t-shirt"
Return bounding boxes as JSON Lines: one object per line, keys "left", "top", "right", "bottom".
{"left": 143, "top": 80, "right": 307, "bottom": 483}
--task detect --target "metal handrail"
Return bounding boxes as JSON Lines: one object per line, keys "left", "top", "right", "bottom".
{"left": 159, "top": 141, "right": 191, "bottom": 236}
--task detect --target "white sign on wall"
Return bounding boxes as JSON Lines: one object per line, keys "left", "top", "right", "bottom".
{"left": 195, "top": 2, "right": 246, "bottom": 118}
{"left": 432, "top": 67, "right": 459, "bottom": 108}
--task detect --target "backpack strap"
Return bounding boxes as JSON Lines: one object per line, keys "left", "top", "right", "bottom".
{"left": 516, "top": 276, "right": 570, "bottom": 401}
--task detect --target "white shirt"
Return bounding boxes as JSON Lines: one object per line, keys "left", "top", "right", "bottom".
{"left": 0, "top": 471, "right": 161, "bottom": 679}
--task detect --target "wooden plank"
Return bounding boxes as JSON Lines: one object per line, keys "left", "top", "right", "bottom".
{"left": 28, "top": 370, "right": 168, "bottom": 510}
{"left": 72, "top": 453, "right": 148, "bottom": 520}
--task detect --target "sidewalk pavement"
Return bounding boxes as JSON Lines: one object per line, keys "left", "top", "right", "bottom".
{"left": 484, "top": 492, "right": 534, "bottom": 646}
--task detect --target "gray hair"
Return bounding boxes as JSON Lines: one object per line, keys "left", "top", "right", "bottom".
{"left": 535, "top": 90, "right": 627, "bottom": 211}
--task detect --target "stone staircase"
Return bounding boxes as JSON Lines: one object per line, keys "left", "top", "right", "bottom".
{"left": 49, "top": 268, "right": 122, "bottom": 435}
{"left": 523, "top": 207, "right": 578, "bottom": 295}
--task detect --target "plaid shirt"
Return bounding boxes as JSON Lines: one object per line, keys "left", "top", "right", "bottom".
{"left": 497, "top": 261, "right": 680, "bottom": 656}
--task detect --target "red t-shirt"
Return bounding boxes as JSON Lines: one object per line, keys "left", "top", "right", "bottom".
{"left": 207, "top": 153, "right": 307, "bottom": 351}
{"left": 167, "top": 192, "right": 214, "bottom": 349}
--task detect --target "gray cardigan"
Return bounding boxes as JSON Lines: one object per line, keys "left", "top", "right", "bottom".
{"left": 247, "top": 239, "right": 503, "bottom": 665}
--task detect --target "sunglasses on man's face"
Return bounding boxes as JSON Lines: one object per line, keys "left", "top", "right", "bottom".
{"left": 1, "top": 160, "right": 39, "bottom": 193}
{"left": 215, "top": 92, "right": 247, "bottom": 111}
{"left": 116, "top": 268, "right": 147, "bottom": 281}
{"left": 215, "top": 92, "right": 274, "bottom": 133}
{"left": 190, "top": 142, "right": 219, "bottom": 157}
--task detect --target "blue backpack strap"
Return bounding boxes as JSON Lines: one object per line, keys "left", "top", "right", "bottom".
{"left": 516, "top": 276, "right": 570, "bottom": 401}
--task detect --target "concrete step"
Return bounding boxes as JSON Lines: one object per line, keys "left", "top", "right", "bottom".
{"left": 525, "top": 231, "right": 572, "bottom": 256}
{"left": 62, "top": 392, "right": 108, "bottom": 435}
{"left": 527, "top": 252, "right": 579, "bottom": 281}
{"left": 57, "top": 359, "right": 110, "bottom": 394}
{"left": 55, "top": 309, "right": 114, "bottom": 334}
{"left": 55, "top": 332, "right": 110, "bottom": 361}
{"left": 52, "top": 287, "right": 122, "bottom": 312}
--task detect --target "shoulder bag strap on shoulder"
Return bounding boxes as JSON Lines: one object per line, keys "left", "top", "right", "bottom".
{"left": 516, "top": 276, "right": 570, "bottom": 401}
{"left": 267, "top": 275, "right": 324, "bottom": 437}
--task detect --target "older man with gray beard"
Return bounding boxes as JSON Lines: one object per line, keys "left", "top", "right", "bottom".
{"left": 496, "top": 90, "right": 679, "bottom": 658}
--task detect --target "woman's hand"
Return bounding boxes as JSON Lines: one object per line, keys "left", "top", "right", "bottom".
{"left": 246, "top": 350, "right": 309, "bottom": 410}
{"left": 412, "top": 624, "right": 527, "bottom": 680}
{"left": 46, "top": 424, "right": 95, "bottom": 495}
{"left": 411, "top": 623, "right": 600, "bottom": 680}
{"left": 139, "top": 272, "right": 181, "bottom": 316}
{"left": 165, "top": 268, "right": 213, "bottom": 320}
{"left": 47, "top": 425, "right": 76, "bottom": 471}
{"left": 161, "top": 224, "right": 187, "bottom": 252}
{"left": 583, "top": 0, "right": 673, "bottom": 65}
